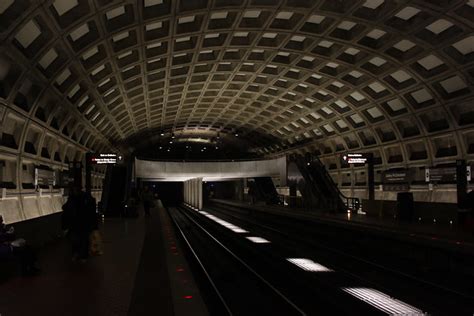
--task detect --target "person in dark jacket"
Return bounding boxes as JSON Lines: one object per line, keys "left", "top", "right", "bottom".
{"left": 62, "top": 186, "right": 97, "bottom": 261}
{"left": 141, "top": 186, "right": 154, "bottom": 217}
{"left": 0, "top": 215, "right": 39, "bottom": 276}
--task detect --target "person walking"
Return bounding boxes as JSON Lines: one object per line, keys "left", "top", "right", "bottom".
{"left": 141, "top": 186, "right": 154, "bottom": 217}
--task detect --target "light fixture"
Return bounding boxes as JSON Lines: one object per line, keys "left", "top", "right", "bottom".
{"left": 160, "top": 133, "right": 165, "bottom": 136}
{"left": 169, "top": 141, "right": 173, "bottom": 144}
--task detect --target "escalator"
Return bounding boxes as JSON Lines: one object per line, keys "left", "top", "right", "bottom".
{"left": 288, "top": 155, "right": 359, "bottom": 213}
{"left": 254, "top": 177, "right": 281, "bottom": 205}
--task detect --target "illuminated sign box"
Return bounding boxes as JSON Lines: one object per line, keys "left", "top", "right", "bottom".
{"left": 341, "top": 153, "right": 369, "bottom": 165}
{"left": 89, "top": 153, "right": 122, "bottom": 165}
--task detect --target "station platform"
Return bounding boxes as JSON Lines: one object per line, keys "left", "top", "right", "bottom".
{"left": 210, "top": 199, "right": 474, "bottom": 254}
{"left": 0, "top": 202, "right": 208, "bottom": 316}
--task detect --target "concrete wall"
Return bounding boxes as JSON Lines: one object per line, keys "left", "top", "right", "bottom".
{"left": 135, "top": 157, "right": 287, "bottom": 181}
{"left": 363, "top": 199, "right": 458, "bottom": 223}
{"left": 339, "top": 184, "right": 467, "bottom": 204}
{"left": 0, "top": 74, "right": 111, "bottom": 223}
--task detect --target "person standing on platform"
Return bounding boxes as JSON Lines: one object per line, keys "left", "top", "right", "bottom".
{"left": 467, "top": 190, "right": 474, "bottom": 234}
{"left": 0, "top": 215, "right": 40, "bottom": 276}
{"left": 62, "top": 186, "right": 97, "bottom": 261}
{"left": 141, "top": 186, "right": 154, "bottom": 217}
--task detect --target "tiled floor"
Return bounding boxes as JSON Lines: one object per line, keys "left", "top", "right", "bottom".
{"left": 0, "top": 215, "right": 145, "bottom": 316}
{"left": 0, "top": 205, "right": 208, "bottom": 316}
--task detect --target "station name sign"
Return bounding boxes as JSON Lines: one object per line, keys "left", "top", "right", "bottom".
{"left": 382, "top": 169, "right": 412, "bottom": 191}
{"left": 341, "top": 153, "right": 370, "bottom": 165}
{"left": 89, "top": 153, "right": 122, "bottom": 165}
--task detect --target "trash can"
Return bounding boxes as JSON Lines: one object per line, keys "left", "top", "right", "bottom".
{"left": 397, "top": 192, "right": 414, "bottom": 221}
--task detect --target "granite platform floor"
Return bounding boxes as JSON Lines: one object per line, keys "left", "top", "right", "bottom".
{"left": 0, "top": 203, "right": 208, "bottom": 316}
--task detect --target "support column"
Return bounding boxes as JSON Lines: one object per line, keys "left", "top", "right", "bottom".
{"left": 85, "top": 153, "right": 92, "bottom": 195}
{"left": 289, "top": 184, "right": 297, "bottom": 207}
{"left": 192, "top": 178, "right": 197, "bottom": 207}
{"left": 184, "top": 178, "right": 203, "bottom": 210}
{"left": 183, "top": 180, "right": 187, "bottom": 204}
{"left": 456, "top": 159, "right": 467, "bottom": 203}
{"left": 197, "top": 178, "right": 203, "bottom": 210}
{"left": 367, "top": 153, "right": 375, "bottom": 201}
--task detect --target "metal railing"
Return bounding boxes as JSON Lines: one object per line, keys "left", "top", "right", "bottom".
{"left": 292, "top": 154, "right": 361, "bottom": 212}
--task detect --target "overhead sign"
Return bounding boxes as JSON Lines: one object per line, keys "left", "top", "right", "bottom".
{"left": 341, "top": 153, "right": 370, "bottom": 165}
{"left": 89, "top": 153, "right": 122, "bottom": 165}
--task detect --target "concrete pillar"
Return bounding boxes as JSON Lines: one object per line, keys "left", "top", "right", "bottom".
{"left": 184, "top": 178, "right": 203, "bottom": 210}
{"left": 198, "top": 178, "right": 203, "bottom": 210}
{"left": 289, "top": 184, "right": 297, "bottom": 207}
{"left": 184, "top": 180, "right": 188, "bottom": 204}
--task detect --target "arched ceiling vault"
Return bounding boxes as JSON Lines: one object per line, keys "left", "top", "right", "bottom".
{"left": 1, "top": 0, "right": 474, "bottom": 165}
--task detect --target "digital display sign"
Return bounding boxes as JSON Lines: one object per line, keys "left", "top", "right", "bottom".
{"left": 89, "top": 153, "right": 122, "bottom": 165}
{"left": 341, "top": 153, "right": 369, "bottom": 165}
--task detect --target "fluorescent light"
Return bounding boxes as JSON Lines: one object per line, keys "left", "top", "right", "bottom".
{"left": 246, "top": 236, "right": 270, "bottom": 244}
{"left": 342, "top": 288, "right": 423, "bottom": 315}
{"left": 287, "top": 258, "right": 332, "bottom": 272}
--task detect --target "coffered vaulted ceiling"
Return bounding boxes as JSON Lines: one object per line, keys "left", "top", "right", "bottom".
{"left": 1, "top": 0, "right": 474, "bottom": 166}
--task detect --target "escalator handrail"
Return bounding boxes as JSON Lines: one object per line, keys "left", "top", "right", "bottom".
{"left": 294, "top": 155, "right": 360, "bottom": 211}
{"left": 310, "top": 156, "right": 361, "bottom": 212}
{"left": 292, "top": 157, "right": 338, "bottom": 209}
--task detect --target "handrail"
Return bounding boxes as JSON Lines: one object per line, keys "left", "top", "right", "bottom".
{"left": 311, "top": 156, "right": 360, "bottom": 212}
{"left": 292, "top": 156, "right": 338, "bottom": 210}
{"left": 293, "top": 154, "right": 360, "bottom": 212}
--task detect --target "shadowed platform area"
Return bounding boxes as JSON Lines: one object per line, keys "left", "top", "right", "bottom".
{"left": 0, "top": 204, "right": 207, "bottom": 316}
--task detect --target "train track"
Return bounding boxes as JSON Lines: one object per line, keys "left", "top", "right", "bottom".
{"left": 168, "top": 205, "right": 430, "bottom": 315}
{"left": 202, "top": 201, "right": 474, "bottom": 315}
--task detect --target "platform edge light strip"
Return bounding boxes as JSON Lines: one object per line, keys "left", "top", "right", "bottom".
{"left": 246, "top": 236, "right": 271, "bottom": 244}
{"left": 341, "top": 287, "right": 424, "bottom": 315}
{"left": 185, "top": 204, "right": 249, "bottom": 233}
{"left": 287, "top": 258, "right": 333, "bottom": 272}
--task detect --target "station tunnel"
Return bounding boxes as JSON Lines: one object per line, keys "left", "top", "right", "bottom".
{"left": 0, "top": 0, "right": 474, "bottom": 315}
